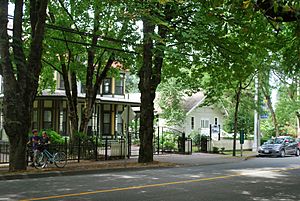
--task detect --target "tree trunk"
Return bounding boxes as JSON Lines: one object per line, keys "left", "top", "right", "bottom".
{"left": 0, "top": 0, "right": 48, "bottom": 171}
{"left": 68, "top": 72, "right": 79, "bottom": 139}
{"left": 138, "top": 15, "right": 155, "bottom": 163}
{"left": 7, "top": 126, "right": 28, "bottom": 171}
{"left": 233, "top": 82, "right": 242, "bottom": 157}
{"left": 138, "top": 4, "right": 170, "bottom": 163}
{"left": 264, "top": 94, "right": 279, "bottom": 137}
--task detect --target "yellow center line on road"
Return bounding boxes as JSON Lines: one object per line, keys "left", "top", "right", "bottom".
{"left": 20, "top": 166, "right": 300, "bottom": 201}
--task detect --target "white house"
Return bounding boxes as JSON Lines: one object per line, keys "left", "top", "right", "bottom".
{"left": 156, "top": 92, "right": 227, "bottom": 140}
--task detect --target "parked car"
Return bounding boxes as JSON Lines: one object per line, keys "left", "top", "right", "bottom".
{"left": 296, "top": 138, "right": 300, "bottom": 149}
{"left": 258, "top": 136, "right": 300, "bottom": 157}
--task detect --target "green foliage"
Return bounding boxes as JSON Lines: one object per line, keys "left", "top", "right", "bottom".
{"left": 260, "top": 120, "right": 276, "bottom": 139}
{"left": 158, "top": 78, "right": 186, "bottom": 126}
{"left": 160, "top": 131, "right": 178, "bottom": 151}
{"left": 44, "top": 129, "right": 66, "bottom": 145}
{"left": 125, "top": 74, "right": 140, "bottom": 93}
{"left": 188, "top": 130, "right": 201, "bottom": 146}
{"left": 275, "top": 84, "right": 300, "bottom": 137}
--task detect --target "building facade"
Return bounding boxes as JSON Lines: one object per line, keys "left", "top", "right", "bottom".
{"left": 0, "top": 71, "right": 140, "bottom": 141}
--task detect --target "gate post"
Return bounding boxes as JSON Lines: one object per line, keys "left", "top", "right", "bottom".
{"left": 105, "top": 137, "right": 108, "bottom": 160}
{"left": 157, "top": 126, "right": 160, "bottom": 155}
{"left": 182, "top": 132, "right": 185, "bottom": 154}
{"left": 95, "top": 133, "right": 98, "bottom": 161}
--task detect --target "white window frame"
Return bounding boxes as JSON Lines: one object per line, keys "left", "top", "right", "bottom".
{"left": 200, "top": 119, "right": 209, "bottom": 129}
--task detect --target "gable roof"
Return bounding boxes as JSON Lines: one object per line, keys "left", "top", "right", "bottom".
{"left": 183, "top": 92, "right": 206, "bottom": 116}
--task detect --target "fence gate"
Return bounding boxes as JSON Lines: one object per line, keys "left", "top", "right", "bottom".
{"left": 154, "top": 127, "right": 192, "bottom": 155}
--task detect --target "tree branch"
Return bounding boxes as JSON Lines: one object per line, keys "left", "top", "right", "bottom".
{"left": 42, "top": 59, "right": 63, "bottom": 74}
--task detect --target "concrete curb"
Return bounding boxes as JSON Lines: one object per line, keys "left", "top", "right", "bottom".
{"left": 0, "top": 163, "right": 175, "bottom": 181}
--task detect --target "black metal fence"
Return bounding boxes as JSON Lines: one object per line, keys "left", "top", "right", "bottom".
{"left": 153, "top": 127, "right": 193, "bottom": 155}
{"left": 0, "top": 141, "right": 9, "bottom": 164}
{"left": 0, "top": 138, "right": 127, "bottom": 164}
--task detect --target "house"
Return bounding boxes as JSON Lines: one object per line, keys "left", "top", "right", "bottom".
{"left": 156, "top": 92, "right": 227, "bottom": 140}
{"left": 0, "top": 67, "right": 140, "bottom": 141}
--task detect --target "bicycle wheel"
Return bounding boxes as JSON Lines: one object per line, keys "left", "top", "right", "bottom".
{"left": 33, "top": 151, "right": 47, "bottom": 169}
{"left": 54, "top": 152, "right": 67, "bottom": 168}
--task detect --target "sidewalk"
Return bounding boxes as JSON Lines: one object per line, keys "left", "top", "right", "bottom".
{"left": 0, "top": 152, "right": 257, "bottom": 180}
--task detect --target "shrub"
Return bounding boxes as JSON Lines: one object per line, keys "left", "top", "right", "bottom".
{"left": 212, "top": 146, "right": 219, "bottom": 153}
{"left": 188, "top": 131, "right": 201, "bottom": 146}
{"left": 160, "top": 131, "right": 177, "bottom": 151}
{"left": 44, "top": 129, "right": 65, "bottom": 144}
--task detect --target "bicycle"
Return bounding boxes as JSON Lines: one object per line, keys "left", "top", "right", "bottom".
{"left": 33, "top": 144, "right": 67, "bottom": 169}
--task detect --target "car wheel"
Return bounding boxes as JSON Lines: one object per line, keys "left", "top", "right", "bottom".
{"left": 295, "top": 149, "right": 300, "bottom": 157}
{"left": 280, "top": 150, "right": 285, "bottom": 157}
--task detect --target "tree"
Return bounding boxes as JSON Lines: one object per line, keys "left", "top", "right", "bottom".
{"left": 0, "top": 0, "right": 49, "bottom": 171}
{"left": 137, "top": 1, "right": 175, "bottom": 163}
{"left": 275, "top": 83, "right": 300, "bottom": 136}
{"left": 158, "top": 78, "right": 186, "bottom": 127}
{"left": 43, "top": 0, "right": 138, "bottom": 138}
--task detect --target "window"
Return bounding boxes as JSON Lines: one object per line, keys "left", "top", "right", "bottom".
{"left": 59, "top": 110, "right": 67, "bottom": 135}
{"left": 200, "top": 119, "right": 209, "bottom": 128}
{"left": 32, "top": 110, "right": 38, "bottom": 129}
{"left": 191, "top": 117, "right": 194, "bottom": 130}
{"left": 115, "top": 75, "right": 124, "bottom": 95}
{"left": 103, "top": 113, "right": 111, "bottom": 136}
{"left": 43, "top": 110, "right": 52, "bottom": 129}
{"left": 214, "top": 117, "right": 218, "bottom": 125}
{"left": 102, "top": 78, "right": 111, "bottom": 94}
{"left": 81, "top": 83, "right": 86, "bottom": 93}
{"left": 91, "top": 106, "right": 100, "bottom": 133}
{"left": 58, "top": 74, "right": 65, "bottom": 90}
{"left": 115, "top": 112, "right": 123, "bottom": 135}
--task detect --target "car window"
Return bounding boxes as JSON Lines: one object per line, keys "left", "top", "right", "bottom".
{"left": 265, "top": 139, "right": 274, "bottom": 144}
{"left": 274, "top": 138, "right": 284, "bottom": 144}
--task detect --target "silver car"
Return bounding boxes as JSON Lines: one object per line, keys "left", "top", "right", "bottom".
{"left": 258, "top": 136, "right": 300, "bottom": 157}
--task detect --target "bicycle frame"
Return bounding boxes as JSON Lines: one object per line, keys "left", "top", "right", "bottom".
{"left": 42, "top": 149, "right": 55, "bottom": 163}
{"left": 33, "top": 146, "right": 67, "bottom": 169}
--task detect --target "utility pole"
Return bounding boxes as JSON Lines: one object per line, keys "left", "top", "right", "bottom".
{"left": 253, "top": 76, "right": 261, "bottom": 151}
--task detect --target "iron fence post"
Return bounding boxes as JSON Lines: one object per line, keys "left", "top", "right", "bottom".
{"left": 157, "top": 126, "right": 160, "bottom": 155}
{"left": 161, "top": 127, "right": 164, "bottom": 153}
{"left": 190, "top": 138, "right": 193, "bottom": 154}
{"left": 64, "top": 137, "right": 68, "bottom": 160}
{"left": 105, "top": 138, "right": 108, "bottom": 160}
{"left": 78, "top": 138, "right": 81, "bottom": 163}
{"left": 120, "top": 136, "right": 123, "bottom": 158}
{"left": 95, "top": 134, "right": 98, "bottom": 161}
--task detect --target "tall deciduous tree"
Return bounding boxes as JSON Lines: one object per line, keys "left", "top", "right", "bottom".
{"left": 43, "top": 0, "right": 138, "bottom": 138}
{"left": 138, "top": 2, "right": 173, "bottom": 163}
{"left": 0, "top": 0, "right": 48, "bottom": 171}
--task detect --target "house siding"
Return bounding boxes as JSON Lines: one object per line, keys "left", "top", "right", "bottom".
{"left": 0, "top": 72, "right": 140, "bottom": 141}
{"left": 185, "top": 106, "right": 224, "bottom": 136}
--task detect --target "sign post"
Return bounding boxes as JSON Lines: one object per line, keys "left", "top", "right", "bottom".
{"left": 240, "top": 130, "right": 244, "bottom": 157}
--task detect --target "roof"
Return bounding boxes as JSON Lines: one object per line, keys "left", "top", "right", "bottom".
{"left": 153, "top": 91, "right": 206, "bottom": 115}
{"left": 182, "top": 92, "right": 205, "bottom": 115}
{"left": 38, "top": 90, "right": 140, "bottom": 106}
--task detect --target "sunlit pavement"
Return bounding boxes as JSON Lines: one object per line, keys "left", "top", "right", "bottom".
{"left": 0, "top": 152, "right": 254, "bottom": 178}
{"left": 1, "top": 155, "right": 300, "bottom": 201}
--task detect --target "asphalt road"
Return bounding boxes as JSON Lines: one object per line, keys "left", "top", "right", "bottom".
{"left": 1, "top": 156, "right": 300, "bottom": 201}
